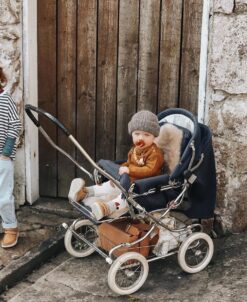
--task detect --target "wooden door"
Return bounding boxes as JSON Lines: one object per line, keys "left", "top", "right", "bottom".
{"left": 38, "top": 0, "right": 203, "bottom": 197}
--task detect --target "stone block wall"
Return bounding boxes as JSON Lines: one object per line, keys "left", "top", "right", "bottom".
{"left": 206, "top": 0, "right": 247, "bottom": 232}
{"left": 0, "top": 0, "right": 25, "bottom": 205}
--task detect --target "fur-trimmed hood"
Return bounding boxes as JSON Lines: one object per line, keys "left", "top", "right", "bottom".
{"left": 154, "top": 123, "right": 183, "bottom": 174}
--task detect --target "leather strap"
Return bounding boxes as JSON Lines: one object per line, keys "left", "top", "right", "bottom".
{"left": 126, "top": 224, "right": 140, "bottom": 236}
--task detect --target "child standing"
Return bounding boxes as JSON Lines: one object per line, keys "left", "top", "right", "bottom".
{"left": 0, "top": 67, "right": 22, "bottom": 248}
{"left": 68, "top": 110, "right": 164, "bottom": 220}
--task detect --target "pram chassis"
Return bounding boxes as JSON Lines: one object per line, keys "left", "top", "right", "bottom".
{"left": 25, "top": 105, "right": 214, "bottom": 295}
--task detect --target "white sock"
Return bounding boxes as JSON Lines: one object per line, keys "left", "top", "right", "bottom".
{"left": 93, "top": 181, "right": 121, "bottom": 197}
{"left": 107, "top": 194, "right": 128, "bottom": 213}
{"left": 86, "top": 186, "right": 94, "bottom": 197}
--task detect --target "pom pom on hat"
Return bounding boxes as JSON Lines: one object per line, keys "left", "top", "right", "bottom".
{"left": 128, "top": 110, "right": 160, "bottom": 137}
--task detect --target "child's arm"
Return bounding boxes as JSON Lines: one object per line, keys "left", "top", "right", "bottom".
{"left": 120, "top": 147, "right": 134, "bottom": 168}
{"left": 2, "top": 137, "right": 16, "bottom": 157}
{"left": 7, "top": 98, "right": 22, "bottom": 139}
{"left": 2, "top": 98, "right": 22, "bottom": 157}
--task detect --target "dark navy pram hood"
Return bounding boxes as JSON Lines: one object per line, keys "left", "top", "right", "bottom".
{"left": 184, "top": 123, "right": 216, "bottom": 219}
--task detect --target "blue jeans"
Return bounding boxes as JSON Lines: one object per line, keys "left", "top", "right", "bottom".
{"left": 98, "top": 159, "right": 131, "bottom": 193}
{"left": 0, "top": 159, "right": 17, "bottom": 229}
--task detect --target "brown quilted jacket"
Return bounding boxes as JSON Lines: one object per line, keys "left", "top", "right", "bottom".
{"left": 121, "top": 143, "right": 164, "bottom": 182}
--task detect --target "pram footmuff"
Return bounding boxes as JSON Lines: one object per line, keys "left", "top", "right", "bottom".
{"left": 25, "top": 105, "right": 216, "bottom": 295}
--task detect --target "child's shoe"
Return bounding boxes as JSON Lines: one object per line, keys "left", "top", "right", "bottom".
{"left": 1, "top": 228, "right": 19, "bottom": 248}
{"left": 68, "top": 178, "right": 88, "bottom": 202}
{"left": 91, "top": 195, "right": 129, "bottom": 220}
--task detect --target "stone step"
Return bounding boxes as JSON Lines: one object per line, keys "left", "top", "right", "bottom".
{"left": 0, "top": 198, "right": 81, "bottom": 295}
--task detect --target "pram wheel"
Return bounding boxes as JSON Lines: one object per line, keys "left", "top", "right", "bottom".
{"left": 64, "top": 219, "right": 98, "bottom": 258}
{"left": 177, "top": 232, "right": 214, "bottom": 273}
{"left": 108, "top": 252, "right": 149, "bottom": 295}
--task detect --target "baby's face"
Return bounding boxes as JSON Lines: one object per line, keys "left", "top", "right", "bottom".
{"left": 132, "top": 130, "right": 155, "bottom": 149}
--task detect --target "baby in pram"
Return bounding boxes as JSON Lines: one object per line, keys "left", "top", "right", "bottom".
{"left": 68, "top": 110, "right": 164, "bottom": 220}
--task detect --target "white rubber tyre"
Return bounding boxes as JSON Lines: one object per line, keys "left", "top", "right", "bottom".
{"left": 64, "top": 219, "right": 98, "bottom": 258}
{"left": 108, "top": 252, "right": 149, "bottom": 295}
{"left": 178, "top": 232, "right": 214, "bottom": 274}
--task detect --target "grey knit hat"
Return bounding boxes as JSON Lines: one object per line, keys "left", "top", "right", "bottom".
{"left": 128, "top": 110, "right": 160, "bottom": 137}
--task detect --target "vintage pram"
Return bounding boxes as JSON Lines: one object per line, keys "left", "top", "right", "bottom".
{"left": 25, "top": 105, "right": 216, "bottom": 295}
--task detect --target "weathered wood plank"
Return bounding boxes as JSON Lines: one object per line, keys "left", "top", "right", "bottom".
{"left": 179, "top": 0, "right": 203, "bottom": 114}
{"left": 138, "top": 0, "right": 160, "bottom": 112}
{"left": 38, "top": 0, "right": 57, "bottom": 197}
{"left": 96, "top": 0, "right": 118, "bottom": 161}
{"left": 158, "top": 0, "right": 183, "bottom": 112}
{"left": 76, "top": 0, "right": 97, "bottom": 181}
{"left": 116, "top": 0, "right": 139, "bottom": 160}
{"left": 37, "top": 0, "right": 203, "bottom": 198}
{"left": 57, "top": 0, "right": 77, "bottom": 197}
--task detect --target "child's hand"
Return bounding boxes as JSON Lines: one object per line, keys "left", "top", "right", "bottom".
{"left": 119, "top": 166, "right": 129, "bottom": 175}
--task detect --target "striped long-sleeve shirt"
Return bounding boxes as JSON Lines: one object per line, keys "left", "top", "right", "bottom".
{"left": 0, "top": 91, "right": 22, "bottom": 160}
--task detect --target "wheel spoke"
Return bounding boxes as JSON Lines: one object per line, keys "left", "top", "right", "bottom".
{"left": 178, "top": 233, "right": 213, "bottom": 274}
{"left": 108, "top": 252, "right": 149, "bottom": 295}
{"left": 185, "top": 239, "right": 209, "bottom": 267}
{"left": 115, "top": 260, "right": 143, "bottom": 289}
{"left": 65, "top": 220, "right": 98, "bottom": 258}
{"left": 71, "top": 225, "right": 97, "bottom": 252}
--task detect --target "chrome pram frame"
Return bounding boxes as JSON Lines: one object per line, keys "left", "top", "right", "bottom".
{"left": 25, "top": 105, "right": 214, "bottom": 296}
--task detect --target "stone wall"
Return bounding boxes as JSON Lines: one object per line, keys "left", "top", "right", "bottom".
{"left": 0, "top": 0, "right": 25, "bottom": 205}
{"left": 206, "top": 0, "right": 247, "bottom": 232}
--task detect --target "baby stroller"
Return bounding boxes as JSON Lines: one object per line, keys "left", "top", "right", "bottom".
{"left": 25, "top": 105, "right": 216, "bottom": 295}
